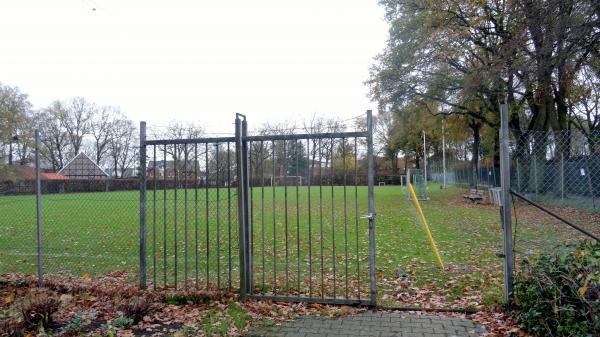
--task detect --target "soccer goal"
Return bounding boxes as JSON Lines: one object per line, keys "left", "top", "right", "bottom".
{"left": 270, "top": 175, "right": 304, "bottom": 186}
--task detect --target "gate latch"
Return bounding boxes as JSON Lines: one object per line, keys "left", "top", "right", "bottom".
{"left": 361, "top": 213, "right": 375, "bottom": 220}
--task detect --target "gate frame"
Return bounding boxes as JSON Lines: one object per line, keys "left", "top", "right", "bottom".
{"left": 139, "top": 111, "right": 376, "bottom": 306}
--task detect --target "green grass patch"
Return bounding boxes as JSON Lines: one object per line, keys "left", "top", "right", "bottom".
{"left": 4, "top": 183, "right": 573, "bottom": 306}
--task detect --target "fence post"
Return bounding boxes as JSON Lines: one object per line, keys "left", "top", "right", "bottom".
{"left": 499, "top": 103, "right": 514, "bottom": 305}
{"left": 366, "top": 110, "right": 377, "bottom": 306}
{"left": 516, "top": 158, "right": 521, "bottom": 192}
{"left": 560, "top": 150, "right": 564, "bottom": 206}
{"left": 35, "top": 129, "right": 43, "bottom": 287}
{"left": 139, "top": 121, "right": 147, "bottom": 289}
{"left": 533, "top": 153, "right": 538, "bottom": 200}
{"left": 235, "top": 114, "right": 248, "bottom": 300}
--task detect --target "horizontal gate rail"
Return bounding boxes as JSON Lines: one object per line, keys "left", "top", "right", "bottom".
{"left": 145, "top": 136, "right": 236, "bottom": 145}
{"left": 244, "top": 131, "right": 367, "bottom": 142}
{"left": 251, "top": 295, "right": 373, "bottom": 306}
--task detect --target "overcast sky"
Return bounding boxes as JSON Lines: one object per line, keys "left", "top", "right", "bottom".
{"left": 0, "top": 0, "right": 388, "bottom": 133}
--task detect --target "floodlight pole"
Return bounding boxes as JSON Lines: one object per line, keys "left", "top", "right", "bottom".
{"left": 422, "top": 130, "right": 427, "bottom": 186}
{"left": 442, "top": 117, "right": 446, "bottom": 189}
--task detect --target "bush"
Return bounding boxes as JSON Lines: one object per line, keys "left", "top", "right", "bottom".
{"left": 19, "top": 291, "right": 61, "bottom": 331}
{"left": 117, "top": 296, "right": 150, "bottom": 323}
{"left": 515, "top": 240, "right": 599, "bottom": 337}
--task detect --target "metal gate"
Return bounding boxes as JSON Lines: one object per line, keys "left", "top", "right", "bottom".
{"left": 139, "top": 111, "right": 376, "bottom": 305}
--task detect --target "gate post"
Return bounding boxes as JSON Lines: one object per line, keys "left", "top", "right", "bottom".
{"left": 235, "top": 114, "right": 248, "bottom": 300}
{"left": 499, "top": 103, "right": 514, "bottom": 305}
{"left": 366, "top": 110, "right": 377, "bottom": 306}
{"left": 139, "top": 121, "right": 147, "bottom": 289}
{"left": 242, "top": 117, "right": 252, "bottom": 295}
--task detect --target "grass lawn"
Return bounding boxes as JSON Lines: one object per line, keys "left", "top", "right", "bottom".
{"left": 2, "top": 183, "right": 593, "bottom": 308}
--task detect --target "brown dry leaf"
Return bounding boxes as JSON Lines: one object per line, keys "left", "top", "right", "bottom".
{"left": 3, "top": 294, "right": 14, "bottom": 304}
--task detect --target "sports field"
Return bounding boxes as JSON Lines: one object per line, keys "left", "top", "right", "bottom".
{"left": 2, "top": 184, "right": 593, "bottom": 306}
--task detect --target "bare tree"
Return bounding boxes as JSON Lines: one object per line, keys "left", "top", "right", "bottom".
{"left": 163, "top": 121, "right": 204, "bottom": 177}
{"left": 108, "top": 118, "right": 137, "bottom": 178}
{"left": 13, "top": 112, "right": 34, "bottom": 165}
{"left": 91, "top": 106, "right": 119, "bottom": 166}
{"left": 35, "top": 103, "right": 69, "bottom": 170}
{"left": 0, "top": 83, "right": 32, "bottom": 165}
{"left": 60, "top": 97, "right": 94, "bottom": 157}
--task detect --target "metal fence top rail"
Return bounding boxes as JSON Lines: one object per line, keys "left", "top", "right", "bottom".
{"left": 244, "top": 131, "right": 367, "bottom": 142}
{"left": 145, "top": 137, "right": 237, "bottom": 145}
{"left": 144, "top": 131, "right": 368, "bottom": 145}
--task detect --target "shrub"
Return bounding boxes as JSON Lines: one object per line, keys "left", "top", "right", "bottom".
{"left": 112, "top": 316, "right": 134, "bottom": 328}
{"left": 19, "top": 291, "right": 61, "bottom": 331}
{"left": 163, "top": 291, "right": 211, "bottom": 305}
{"left": 515, "top": 240, "right": 599, "bottom": 337}
{"left": 0, "top": 314, "right": 21, "bottom": 337}
{"left": 117, "top": 296, "right": 150, "bottom": 323}
{"left": 60, "top": 311, "right": 96, "bottom": 336}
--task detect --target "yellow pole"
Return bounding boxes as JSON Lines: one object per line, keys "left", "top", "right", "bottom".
{"left": 408, "top": 183, "right": 445, "bottom": 269}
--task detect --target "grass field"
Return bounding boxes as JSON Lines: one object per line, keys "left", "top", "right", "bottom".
{"left": 2, "top": 183, "right": 595, "bottom": 307}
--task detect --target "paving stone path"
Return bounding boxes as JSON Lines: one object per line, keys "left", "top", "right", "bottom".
{"left": 247, "top": 311, "right": 487, "bottom": 337}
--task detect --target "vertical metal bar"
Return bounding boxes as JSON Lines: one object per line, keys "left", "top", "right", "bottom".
{"left": 235, "top": 115, "right": 247, "bottom": 300}
{"left": 247, "top": 139, "right": 253, "bottom": 293}
{"left": 499, "top": 103, "right": 514, "bottom": 305}
{"left": 343, "top": 137, "right": 349, "bottom": 298}
{"left": 354, "top": 137, "right": 360, "bottom": 299}
{"left": 184, "top": 144, "right": 188, "bottom": 289}
{"left": 307, "top": 138, "right": 313, "bottom": 297}
{"left": 173, "top": 144, "right": 178, "bottom": 288}
{"left": 295, "top": 139, "right": 300, "bottom": 292}
{"left": 318, "top": 138, "right": 323, "bottom": 298}
{"left": 330, "top": 137, "right": 336, "bottom": 299}
{"left": 139, "top": 122, "right": 147, "bottom": 289}
{"left": 283, "top": 139, "right": 289, "bottom": 294}
{"left": 195, "top": 144, "right": 199, "bottom": 288}
{"left": 163, "top": 144, "right": 168, "bottom": 286}
{"left": 216, "top": 143, "right": 221, "bottom": 288}
{"left": 272, "top": 139, "right": 277, "bottom": 294}
{"left": 227, "top": 142, "right": 232, "bottom": 290}
{"left": 205, "top": 143, "right": 210, "bottom": 288}
{"left": 261, "top": 141, "right": 266, "bottom": 292}
{"left": 35, "top": 129, "right": 43, "bottom": 287}
{"left": 366, "top": 110, "right": 377, "bottom": 305}
{"left": 153, "top": 145, "right": 157, "bottom": 289}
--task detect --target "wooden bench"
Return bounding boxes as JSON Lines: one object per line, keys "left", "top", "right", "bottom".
{"left": 463, "top": 189, "right": 485, "bottom": 203}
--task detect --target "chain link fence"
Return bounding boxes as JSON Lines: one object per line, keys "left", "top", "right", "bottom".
{"left": 508, "top": 129, "right": 600, "bottom": 274}
{"left": 510, "top": 129, "right": 600, "bottom": 212}
{"left": 429, "top": 157, "right": 499, "bottom": 189}
{"left": 0, "top": 176, "right": 141, "bottom": 279}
